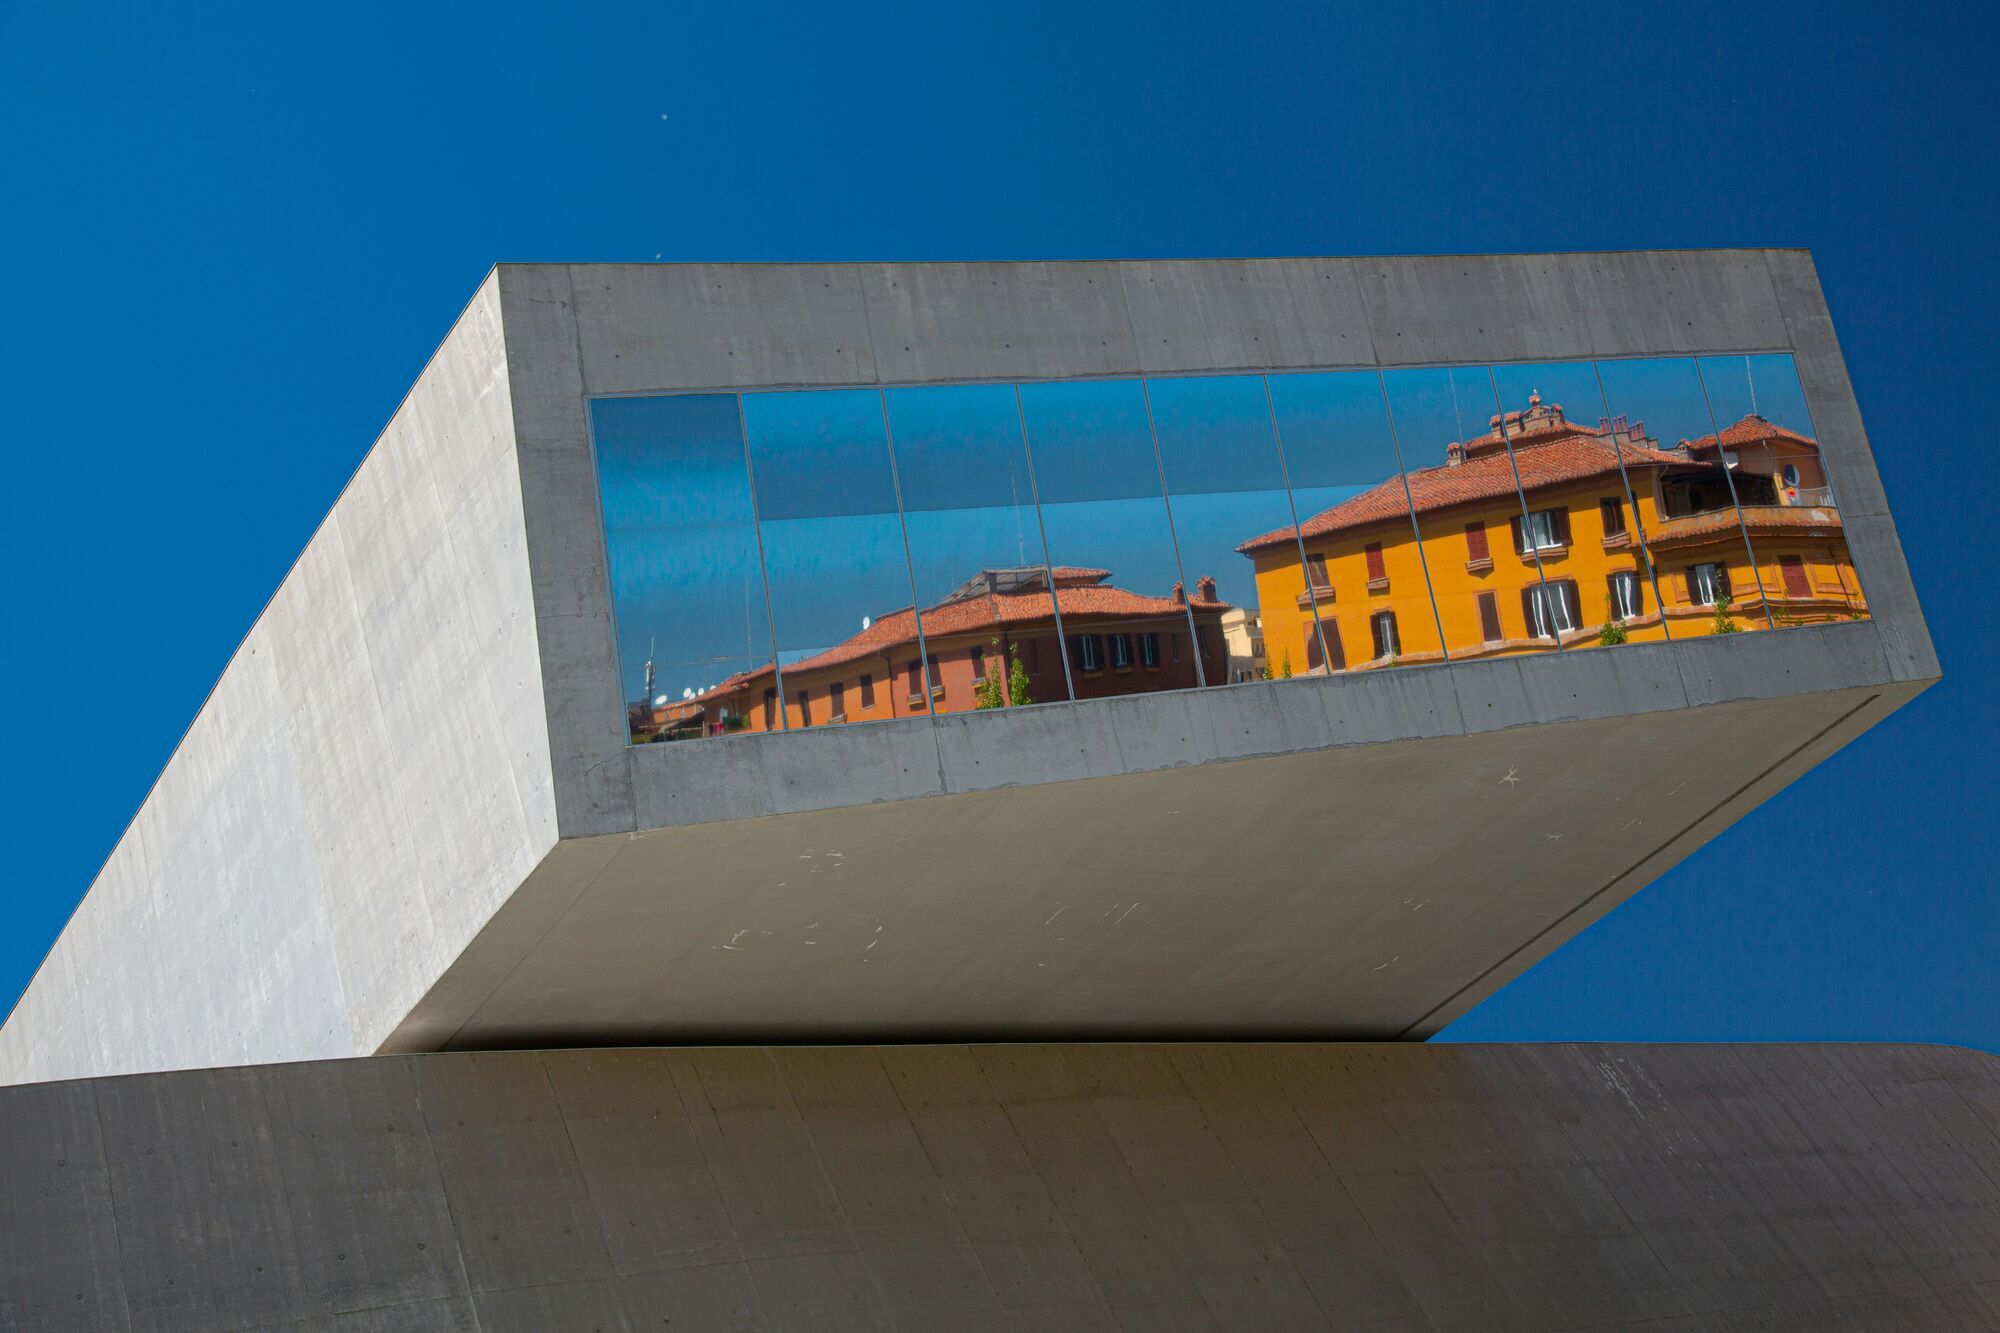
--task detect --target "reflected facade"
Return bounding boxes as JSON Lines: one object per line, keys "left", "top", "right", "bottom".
{"left": 594, "top": 355, "right": 1869, "bottom": 744}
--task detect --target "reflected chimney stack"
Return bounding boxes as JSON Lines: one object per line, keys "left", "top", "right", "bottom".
{"left": 1196, "top": 575, "right": 1218, "bottom": 603}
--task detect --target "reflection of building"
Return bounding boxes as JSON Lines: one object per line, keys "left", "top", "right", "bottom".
{"left": 629, "top": 566, "right": 1231, "bottom": 741}
{"left": 1239, "top": 394, "right": 1866, "bottom": 674}
{"left": 1219, "top": 606, "right": 1267, "bottom": 682}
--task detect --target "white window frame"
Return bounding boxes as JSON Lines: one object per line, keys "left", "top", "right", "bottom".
{"left": 1690, "top": 563, "right": 1727, "bottom": 607}
{"left": 1608, "top": 571, "right": 1642, "bottom": 622}
{"left": 1526, "top": 582, "right": 1581, "bottom": 637}
{"left": 1522, "top": 509, "right": 1565, "bottom": 551}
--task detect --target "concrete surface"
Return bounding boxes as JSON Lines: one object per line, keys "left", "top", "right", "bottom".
{"left": 386, "top": 683, "right": 1918, "bottom": 1053}
{"left": 6, "top": 1041, "right": 2000, "bottom": 1331}
{"left": 0, "top": 253, "right": 1939, "bottom": 1088}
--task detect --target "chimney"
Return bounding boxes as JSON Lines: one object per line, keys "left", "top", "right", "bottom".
{"left": 1196, "top": 575, "right": 1218, "bottom": 603}
{"left": 1446, "top": 441, "right": 1464, "bottom": 467}
{"left": 1171, "top": 581, "right": 1186, "bottom": 606}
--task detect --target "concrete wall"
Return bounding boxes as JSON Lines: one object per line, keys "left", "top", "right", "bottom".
{"left": 0, "top": 253, "right": 1939, "bottom": 1087}
{"left": 0, "top": 275, "right": 560, "bottom": 1087}
{"left": 6, "top": 1041, "right": 1999, "bottom": 1331}
{"left": 502, "top": 253, "right": 1936, "bottom": 847}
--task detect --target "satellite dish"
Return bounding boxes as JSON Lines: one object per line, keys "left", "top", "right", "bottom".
{"left": 861, "top": 615, "right": 872, "bottom": 630}
{"left": 1721, "top": 449, "right": 1741, "bottom": 469}
{"left": 681, "top": 688, "right": 693, "bottom": 700}
{"left": 656, "top": 694, "right": 672, "bottom": 707}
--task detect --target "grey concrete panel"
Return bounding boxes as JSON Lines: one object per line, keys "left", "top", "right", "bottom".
{"left": 258, "top": 1058, "right": 468, "bottom": 1314}
{"left": 1119, "top": 257, "right": 1376, "bottom": 372}
{"left": 859, "top": 260, "right": 1137, "bottom": 384}
{"left": 0, "top": 1078, "right": 128, "bottom": 1329}
{"left": 1449, "top": 638, "right": 1688, "bottom": 734}
{"left": 7, "top": 1043, "right": 2000, "bottom": 1330}
{"left": 628, "top": 714, "right": 947, "bottom": 830}
{"left": 409, "top": 1052, "right": 614, "bottom": 1294}
{"left": 573, "top": 262, "right": 878, "bottom": 394}
{"left": 93, "top": 1066, "right": 309, "bottom": 1331}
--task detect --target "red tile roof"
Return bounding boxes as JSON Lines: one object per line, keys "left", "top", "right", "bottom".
{"left": 1238, "top": 431, "right": 1689, "bottom": 554}
{"left": 1681, "top": 414, "right": 1818, "bottom": 456}
{"left": 694, "top": 574, "right": 1227, "bottom": 696}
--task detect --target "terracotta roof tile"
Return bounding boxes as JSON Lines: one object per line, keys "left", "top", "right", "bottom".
{"left": 1239, "top": 435, "right": 1688, "bottom": 554}
{"left": 1681, "top": 414, "right": 1818, "bottom": 456}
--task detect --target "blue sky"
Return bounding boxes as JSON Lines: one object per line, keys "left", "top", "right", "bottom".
{"left": 2, "top": 2, "right": 1993, "bottom": 1049}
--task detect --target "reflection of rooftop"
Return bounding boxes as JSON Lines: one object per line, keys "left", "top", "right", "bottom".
{"left": 1680, "top": 412, "right": 1817, "bottom": 457}
{"left": 1239, "top": 418, "right": 1683, "bottom": 552}
{"left": 1239, "top": 404, "right": 1821, "bottom": 554}
{"left": 1647, "top": 504, "right": 1845, "bottom": 551}
{"left": 695, "top": 567, "right": 1230, "bottom": 698}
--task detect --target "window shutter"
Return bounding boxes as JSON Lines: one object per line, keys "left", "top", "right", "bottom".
{"left": 1364, "top": 543, "right": 1386, "bottom": 581}
{"left": 1325, "top": 621, "right": 1345, "bottom": 669}
{"left": 1305, "top": 630, "right": 1323, "bottom": 671}
{"left": 1477, "top": 591, "right": 1502, "bottom": 643}
{"left": 1679, "top": 570, "right": 1693, "bottom": 604}
{"left": 1510, "top": 514, "right": 1526, "bottom": 554}
{"left": 1559, "top": 580, "right": 1581, "bottom": 629}
{"left": 1306, "top": 552, "right": 1329, "bottom": 589}
{"left": 1716, "top": 566, "right": 1733, "bottom": 601}
{"left": 1465, "top": 522, "right": 1490, "bottom": 562}
{"left": 1521, "top": 586, "right": 1538, "bottom": 635}
{"left": 1551, "top": 507, "right": 1570, "bottom": 544}
{"left": 1780, "top": 555, "right": 1809, "bottom": 598}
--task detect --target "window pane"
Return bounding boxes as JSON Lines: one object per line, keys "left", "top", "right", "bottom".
{"left": 1018, "top": 379, "right": 1212, "bottom": 699}
{"left": 1488, "top": 359, "right": 1672, "bottom": 648}
{"left": 885, "top": 384, "right": 1069, "bottom": 711}
{"left": 742, "top": 389, "right": 922, "bottom": 728}
{"left": 1595, "top": 357, "right": 1772, "bottom": 635}
{"left": 1147, "top": 373, "right": 1313, "bottom": 688}
{"left": 1695, "top": 354, "right": 1867, "bottom": 627}
{"left": 1265, "top": 370, "right": 1439, "bottom": 675}
{"left": 592, "top": 393, "right": 776, "bottom": 744}
{"left": 1379, "top": 365, "right": 1559, "bottom": 661}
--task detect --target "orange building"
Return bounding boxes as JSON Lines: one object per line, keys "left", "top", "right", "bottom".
{"left": 629, "top": 567, "right": 1231, "bottom": 741}
{"left": 1239, "top": 394, "right": 1866, "bottom": 674}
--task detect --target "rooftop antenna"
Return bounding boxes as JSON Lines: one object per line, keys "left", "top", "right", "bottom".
{"left": 643, "top": 638, "right": 656, "bottom": 705}
{"left": 1745, "top": 355, "right": 1757, "bottom": 415}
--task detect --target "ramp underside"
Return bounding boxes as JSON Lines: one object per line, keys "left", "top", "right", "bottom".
{"left": 393, "top": 684, "right": 1907, "bottom": 1053}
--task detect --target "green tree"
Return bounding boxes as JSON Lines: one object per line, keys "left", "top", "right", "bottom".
{"left": 1279, "top": 651, "right": 1294, "bottom": 679}
{"left": 1006, "top": 643, "right": 1034, "bottom": 707}
{"left": 1598, "top": 593, "right": 1628, "bottom": 646}
{"left": 1711, "top": 592, "right": 1740, "bottom": 635}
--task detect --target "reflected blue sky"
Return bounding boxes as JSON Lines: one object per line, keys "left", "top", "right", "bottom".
{"left": 1698, "top": 354, "right": 1817, "bottom": 440}
{"left": 1019, "top": 379, "right": 1188, "bottom": 605}
{"left": 743, "top": 390, "right": 914, "bottom": 661}
{"left": 1268, "top": 370, "right": 1406, "bottom": 524}
{"left": 1148, "top": 375, "right": 1297, "bottom": 610}
{"left": 1594, "top": 357, "right": 1726, "bottom": 449}
{"left": 593, "top": 394, "right": 771, "bottom": 703}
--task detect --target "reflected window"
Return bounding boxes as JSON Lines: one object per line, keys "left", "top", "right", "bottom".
{"left": 1514, "top": 508, "right": 1570, "bottom": 553}
{"left": 1021, "top": 380, "right": 1212, "bottom": 699}
{"left": 743, "top": 389, "right": 920, "bottom": 730}
{"left": 1524, "top": 581, "right": 1582, "bottom": 638}
{"left": 1140, "top": 632, "right": 1160, "bottom": 668}
{"left": 1689, "top": 562, "right": 1731, "bottom": 607}
{"left": 1609, "top": 571, "right": 1642, "bottom": 622}
{"left": 1370, "top": 611, "right": 1400, "bottom": 660}
{"left": 886, "top": 384, "right": 1069, "bottom": 713}
{"left": 592, "top": 393, "right": 777, "bottom": 744}
{"left": 1477, "top": 591, "right": 1503, "bottom": 643}
{"left": 1600, "top": 498, "right": 1627, "bottom": 540}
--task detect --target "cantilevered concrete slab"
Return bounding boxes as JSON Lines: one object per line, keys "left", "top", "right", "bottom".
{"left": 6, "top": 1041, "right": 1998, "bottom": 1331}
{"left": 0, "top": 253, "right": 1938, "bottom": 1086}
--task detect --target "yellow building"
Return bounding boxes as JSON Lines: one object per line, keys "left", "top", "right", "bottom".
{"left": 1238, "top": 394, "right": 1867, "bottom": 674}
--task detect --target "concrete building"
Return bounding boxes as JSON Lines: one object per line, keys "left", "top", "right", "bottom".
{"left": 1, "top": 253, "right": 1986, "bottom": 1332}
